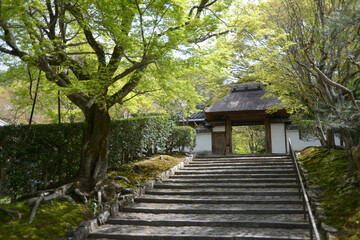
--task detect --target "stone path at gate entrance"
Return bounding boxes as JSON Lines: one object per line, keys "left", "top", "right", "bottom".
{"left": 87, "top": 155, "right": 312, "bottom": 240}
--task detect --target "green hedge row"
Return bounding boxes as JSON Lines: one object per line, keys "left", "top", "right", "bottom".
{"left": 0, "top": 116, "right": 196, "bottom": 198}
{"left": 0, "top": 123, "right": 82, "bottom": 198}
{"left": 109, "top": 115, "right": 175, "bottom": 167}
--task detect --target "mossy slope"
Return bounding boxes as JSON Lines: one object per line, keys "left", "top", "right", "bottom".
{"left": 299, "top": 147, "right": 360, "bottom": 240}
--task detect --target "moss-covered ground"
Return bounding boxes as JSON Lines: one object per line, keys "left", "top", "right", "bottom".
{"left": 298, "top": 147, "right": 360, "bottom": 240}
{"left": 0, "top": 154, "right": 186, "bottom": 240}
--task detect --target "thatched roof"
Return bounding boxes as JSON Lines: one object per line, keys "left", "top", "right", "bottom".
{"left": 205, "top": 83, "right": 281, "bottom": 113}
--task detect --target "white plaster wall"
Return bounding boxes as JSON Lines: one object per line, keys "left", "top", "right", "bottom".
{"left": 287, "top": 129, "right": 342, "bottom": 151}
{"left": 271, "top": 123, "right": 286, "bottom": 153}
{"left": 183, "top": 132, "right": 212, "bottom": 153}
{"left": 193, "top": 132, "right": 212, "bottom": 152}
{"left": 213, "top": 126, "right": 225, "bottom": 132}
{"left": 286, "top": 130, "right": 321, "bottom": 151}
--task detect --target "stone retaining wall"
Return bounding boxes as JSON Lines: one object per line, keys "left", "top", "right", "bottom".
{"left": 297, "top": 158, "right": 338, "bottom": 240}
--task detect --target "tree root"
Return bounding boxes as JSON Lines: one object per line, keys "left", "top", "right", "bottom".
{"left": 0, "top": 206, "right": 21, "bottom": 220}
{"left": 29, "top": 194, "right": 44, "bottom": 224}
{"left": 27, "top": 183, "right": 75, "bottom": 224}
{"left": 108, "top": 175, "right": 131, "bottom": 183}
{"left": 74, "top": 188, "right": 88, "bottom": 203}
{"left": 24, "top": 179, "right": 126, "bottom": 224}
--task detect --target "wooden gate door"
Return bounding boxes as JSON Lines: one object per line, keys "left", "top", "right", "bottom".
{"left": 212, "top": 132, "right": 226, "bottom": 155}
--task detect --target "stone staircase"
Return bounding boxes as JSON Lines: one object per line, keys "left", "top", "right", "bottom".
{"left": 88, "top": 155, "right": 312, "bottom": 240}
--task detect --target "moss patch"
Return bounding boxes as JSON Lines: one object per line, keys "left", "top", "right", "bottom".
{"left": 0, "top": 154, "right": 186, "bottom": 239}
{"left": 108, "top": 154, "right": 185, "bottom": 188}
{"left": 0, "top": 200, "right": 91, "bottom": 240}
{"left": 299, "top": 147, "right": 360, "bottom": 239}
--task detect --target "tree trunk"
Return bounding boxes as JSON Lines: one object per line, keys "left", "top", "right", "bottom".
{"left": 316, "top": 126, "right": 327, "bottom": 147}
{"left": 342, "top": 129, "right": 358, "bottom": 174}
{"left": 352, "top": 142, "right": 360, "bottom": 172}
{"left": 326, "top": 128, "right": 335, "bottom": 148}
{"left": 78, "top": 103, "right": 111, "bottom": 190}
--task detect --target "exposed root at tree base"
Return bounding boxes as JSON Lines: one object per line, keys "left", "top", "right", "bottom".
{"left": 26, "top": 179, "right": 129, "bottom": 223}
{"left": 0, "top": 206, "right": 21, "bottom": 220}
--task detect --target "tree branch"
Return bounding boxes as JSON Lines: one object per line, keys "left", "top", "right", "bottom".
{"left": 122, "top": 89, "right": 160, "bottom": 103}
{"left": 0, "top": 23, "right": 28, "bottom": 58}
{"left": 108, "top": 66, "right": 148, "bottom": 107}
{"left": 0, "top": 207, "right": 21, "bottom": 220}
{"left": 304, "top": 48, "right": 359, "bottom": 110}
{"left": 192, "top": 30, "right": 231, "bottom": 43}
{"left": 111, "top": 61, "right": 150, "bottom": 83}
{"left": 66, "top": 2, "right": 106, "bottom": 66}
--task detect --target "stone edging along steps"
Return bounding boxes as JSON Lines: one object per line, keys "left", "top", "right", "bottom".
{"left": 60, "top": 155, "right": 194, "bottom": 240}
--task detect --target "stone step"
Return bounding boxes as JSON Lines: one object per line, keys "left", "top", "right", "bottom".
{"left": 145, "top": 190, "right": 301, "bottom": 196}
{"left": 192, "top": 157, "right": 291, "bottom": 161}
{"left": 136, "top": 193, "right": 304, "bottom": 200}
{"left": 163, "top": 178, "right": 297, "bottom": 184}
{"left": 149, "top": 188, "right": 299, "bottom": 193}
{"left": 105, "top": 219, "right": 309, "bottom": 229}
{"left": 113, "top": 212, "right": 306, "bottom": 222}
{"left": 154, "top": 183, "right": 298, "bottom": 189}
{"left": 87, "top": 154, "right": 312, "bottom": 240}
{"left": 168, "top": 174, "right": 297, "bottom": 179}
{"left": 193, "top": 156, "right": 291, "bottom": 160}
{"left": 88, "top": 225, "right": 310, "bottom": 240}
{"left": 122, "top": 204, "right": 304, "bottom": 212}
{"left": 135, "top": 197, "right": 304, "bottom": 205}
{"left": 176, "top": 169, "right": 295, "bottom": 175}
{"left": 121, "top": 208, "right": 305, "bottom": 214}
{"left": 190, "top": 160, "right": 292, "bottom": 164}
{"left": 184, "top": 165, "right": 294, "bottom": 169}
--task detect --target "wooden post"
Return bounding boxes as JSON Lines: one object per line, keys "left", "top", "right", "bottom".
{"left": 284, "top": 123, "right": 288, "bottom": 153}
{"left": 265, "top": 116, "right": 272, "bottom": 154}
{"left": 225, "top": 118, "right": 231, "bottom": 155}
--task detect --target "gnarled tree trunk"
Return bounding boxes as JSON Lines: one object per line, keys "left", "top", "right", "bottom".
{"left": 352, "top": 144, "right": 360, "bottom": 170}
{"left": 78, "top": 103, "right": 111, "bottom": 190}
{"left": 326, "top": 129, "right": 335, "bottom": 148}
{"left": 342, "top": 129, "right": 359, "bottom": 175}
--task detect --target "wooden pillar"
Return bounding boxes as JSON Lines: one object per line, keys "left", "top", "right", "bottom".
{"left": 225, "top": 118, "right": 231, "bottom": 155}
{"left": 265, "top": 116, "right": 272, "bottom": 154}
{"left": 284, "top": 123, "right": 288, "bottom": 153}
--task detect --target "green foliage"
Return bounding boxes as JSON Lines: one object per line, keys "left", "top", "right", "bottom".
{"left": 166, "top": 126, "right": 196, "bottom": 153}
{"left": 299, "top": 120, "right": 318, "bottom": 141}
{"left": 1, "top": 0, "right": 234, "bottom": 183}
{"left": 232, "top": 125, "right": 265, "bottom": 154}
{"left": 299, "top": 147, "right": 360, "bottom": 239}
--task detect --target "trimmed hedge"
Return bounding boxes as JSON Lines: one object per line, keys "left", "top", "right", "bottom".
{"left": 0, "top": 123, "right": 82, "bottom": 198}
{"left": 109, "top": 115, "right": 175, "bottom": 167}
{"left": 0, "top": 116, "right": 195, "bottom": 198}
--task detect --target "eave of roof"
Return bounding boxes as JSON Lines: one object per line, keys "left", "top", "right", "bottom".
{"left": 205, "top": 83, "right": 289, "bottom": 121}
{"left": 206, "top": 84, "right": 281, "bottom": 113}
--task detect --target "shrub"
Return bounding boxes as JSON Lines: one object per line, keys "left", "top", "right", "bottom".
{"left": 166, "top": 126, "right": 196, "bottom": 153}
